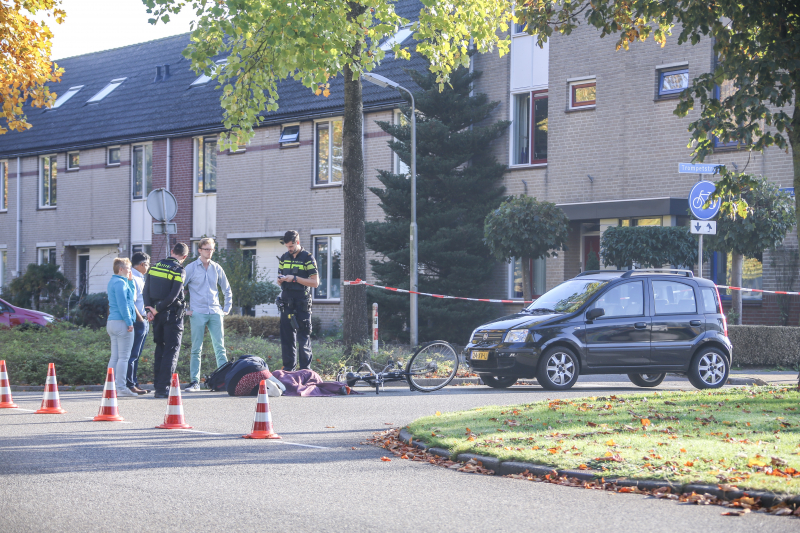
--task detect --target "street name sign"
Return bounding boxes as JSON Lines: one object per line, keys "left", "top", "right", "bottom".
{"left": 153, "top": 222, "right": 178, "bottom": 235}
{"left": 688, "top": 181, "right": 721, "bottom": 220}
{"left": 679, "top": 163, "right": 723, "bottom": 174}
{"left": 690, "top": 220, "right": 717, "bottom": 235}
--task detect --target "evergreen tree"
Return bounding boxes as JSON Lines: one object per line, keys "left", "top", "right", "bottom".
{"left": 365, "top": 66, "right": 508, "bottom": 344}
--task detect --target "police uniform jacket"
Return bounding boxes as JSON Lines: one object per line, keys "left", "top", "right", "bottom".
{"left": 143, "top": 257, "right": 186, "bottom": 312}
{"left": 279, "top": 248, "right": 317, "bottom": 297}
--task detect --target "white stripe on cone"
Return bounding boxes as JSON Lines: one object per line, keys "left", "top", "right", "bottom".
{"left": 166, "top": 405, "right": 184, "bottom": 416}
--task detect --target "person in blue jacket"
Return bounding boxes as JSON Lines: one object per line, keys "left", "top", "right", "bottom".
{"left": 107, "top": 257, "right": 139, "bottom": 398}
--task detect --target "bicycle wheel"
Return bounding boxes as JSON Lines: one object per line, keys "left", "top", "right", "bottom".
{"left": 405, "top": 341, "right": 459, "bottom": 392}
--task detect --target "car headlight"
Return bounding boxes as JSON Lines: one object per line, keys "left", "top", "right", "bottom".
{"left": 504, "top": 329, "right": 529, "bottom": 343}
{"left": 43, "top": 315, "right": 54, "bottom": 323}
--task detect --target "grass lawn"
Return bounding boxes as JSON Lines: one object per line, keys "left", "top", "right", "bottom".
{"left": 407, "top": 386, "right": 800, "bottom": 495}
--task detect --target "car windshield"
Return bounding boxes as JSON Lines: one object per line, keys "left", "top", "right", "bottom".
{"left": 525, "top": 279, "right": 608, "bottom": 314}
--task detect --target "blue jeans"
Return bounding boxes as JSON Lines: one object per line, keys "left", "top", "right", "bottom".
{"left": 127, "top": 319, "right": 149, "bottom": 388}
{"left": 107, "top": 320, "right": 134, "bottom": 391}
{"left": 189, "top": 312, "right": 227, "bottom": 384}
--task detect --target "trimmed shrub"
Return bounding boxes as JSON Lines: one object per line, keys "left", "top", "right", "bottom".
{"left": 76, "top": 292, "right": 110, "bottom": 330}
{"left": 223, "top": 315, "right": 322, "bottom": 338}
{"left": 728, "top": 325, "right": 800, "bottom": 368}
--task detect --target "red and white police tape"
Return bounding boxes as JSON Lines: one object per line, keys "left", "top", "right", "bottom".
{"left": 343, "top": 279, "right": 800, "bottom": 302}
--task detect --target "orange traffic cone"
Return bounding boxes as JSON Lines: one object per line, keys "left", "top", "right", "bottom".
{"left": 242, "top": 380, "right": 281, "bottom": 439}
{"left": 155, "top": 374, "right": 192, "bottom": 429}
{"left": 0, "top": 360, "right": 18, "bottom": 409}
{"left": 36, "top": 363, "right": 66, "bottom": 414}
{"left": 94, "top": 368, "right": 124, "bottom": 421}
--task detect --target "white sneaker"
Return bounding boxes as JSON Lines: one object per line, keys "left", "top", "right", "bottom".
{"left": 117, "top": 388, "right": 138, "bottom": 397}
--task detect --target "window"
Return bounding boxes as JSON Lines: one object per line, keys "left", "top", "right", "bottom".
{"left": 87, "top": 78, "right": 126, "bottom": 103}
{"left": 380, "top": 26, "right": 413, "bottom": 51}
{"left": 393, "top": 110, "right": 409, "bottom": 175}
{"left": 107, "top": 146, "right": 120, "bottom": 166}
{"left": 619, "top": 217, "right": 662, "bottom": 227}
{"left": 713, "top": 79, "right": 740, "bottom": 149}
{"left": 132, "top": 145, "right": 153, "bottom": 199}
{"left": 67, "top": 152, "right": 79, "bottom": 170}
{"left": 658, "top": 68, "right": 689, "bottom": 97}
{"left": 279, "top": 124, "right": 300, "bottom": 145}
{"left": 315, "top": 119, "right": 343, "bottom": 185}
{"left": 700, "top": 287, "right": 721, "bottom": 314}
{"left": 195, "top": 137, "right": 217, "bottom": 193}
{"left": 52, "top": 85, "right": 83, "bottom": 108}
{"left": 0, "top": 160, "right": 6, "bottom": 210}
{"left": 513, "top": 21, "right": 528, "bottom": 34}
{"left": 191, "top": 59, "right": 226, "bottom": 86}
{"left": 131, "top": 244, "right": 152, "bottom": 257}
{"left": 0, "top": 250, "right": 6, "bottom": 288}
{"left": 591, "top": 281, "right": 644, "bottom": 318}
{"left": 712, "top": 252, "right": 762, "bottom": 301}
{"left": 569, "top": 79, "right": 596, "bottom": 109}
{"left": 39, "top": 155, "right": 57, "bottom": 208}
{"left": 508, "top": 257, "right": 546, "bottom": 299}
{"left": 313, "top": 236, "right": 341, "bottom": 300}
{"left": 38, "top": 247, "right": 57, "bottom": 265}
{"left": 652, "top": 280, "right": 697, "bottom": 314}
{"left": 512, "top": 91, "right": 548, "bottom": 165}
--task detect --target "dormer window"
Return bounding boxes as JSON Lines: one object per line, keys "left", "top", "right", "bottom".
{"left": 52, "top": 86, "right": 84, "bottom": 108}
{"left": 380, "top": 26, "right": 413, "bottom": 52}
{"left": 279, "top": 124, "right": 300, "bottom": 145}
{"left": 87, "top": 78, "right": 126, "bottom": 103}
{"left": 191, "top": 59, "right": 226, "bottom": 86}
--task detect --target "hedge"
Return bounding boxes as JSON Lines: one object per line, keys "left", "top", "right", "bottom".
{"left": 728, "top": 325, "right": 800, "bottom": 368}
{"left": 224, "top": 315, "right": 322, "bottom": 338}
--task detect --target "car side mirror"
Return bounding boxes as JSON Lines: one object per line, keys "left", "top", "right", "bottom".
{"left": 586, "top": 308, "right": 605, "bottom": 321}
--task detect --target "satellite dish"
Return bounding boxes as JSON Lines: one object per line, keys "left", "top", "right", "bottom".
{"left": 146, "top": 188, "right": 178, "bottom": 222}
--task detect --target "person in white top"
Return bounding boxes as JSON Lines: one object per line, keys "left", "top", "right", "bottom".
{"left": 183, "top": 237, "right": 233, "bottom": 391}
{"left": 127, "top": 252, "right": 151, "bottom": 395}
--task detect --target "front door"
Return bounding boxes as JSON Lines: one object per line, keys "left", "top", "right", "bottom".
{"left": 585, "top": 280, "right": 651, "bottom": 366}
{"left": 650, "top": 280, "right": 704, "bottom": 368}
{"left": 78, "top": 255, "right": 89, "bottom": 295}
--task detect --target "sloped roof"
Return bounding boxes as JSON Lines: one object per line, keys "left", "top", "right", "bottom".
{"left": 0, "top": 0, "right": 426, "bottom": 157}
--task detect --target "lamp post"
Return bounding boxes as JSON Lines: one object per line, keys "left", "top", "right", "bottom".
{"left": 362, "top": 72, "right": 418, "bottom": 346}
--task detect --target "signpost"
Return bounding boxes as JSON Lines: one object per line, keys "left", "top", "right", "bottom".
{"left": 687, "top": 178, "right": 721, "bottom": 278}
{"left": 146, "top": 188, "right": 179, "bottom": 258}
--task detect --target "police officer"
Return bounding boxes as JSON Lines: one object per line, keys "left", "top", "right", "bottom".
{"left": 144, "top": 243, "right": 189, "bottom": 398}
{"left": 276, "top": 230, "right": 319, "bottom": 371}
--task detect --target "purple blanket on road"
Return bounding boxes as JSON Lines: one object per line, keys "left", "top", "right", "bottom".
{"left": 271, "top": 369, "right": 352, "bottom": 397}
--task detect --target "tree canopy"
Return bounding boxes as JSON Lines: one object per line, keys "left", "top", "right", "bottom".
{"left": 600, "top": 226, "right": 702, "bottom": 270}
{"left": 0, "top": 0, "right": 65, "bottom": 134}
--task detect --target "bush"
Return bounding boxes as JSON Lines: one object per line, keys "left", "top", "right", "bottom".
{"left": 601, "top": 226, "right": 701, "bottom": 269}
{"left": 76, "top": 292, "right": 109, "bottom": 330}
{"left": 728, "top": 325, "right": 800, "bottom": 368}
{"left": 223, "top": 314, "right": 322, "bottom": 338}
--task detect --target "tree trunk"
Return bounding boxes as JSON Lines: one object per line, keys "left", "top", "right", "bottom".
{"left": 341, "top": 17, "right": 369, "bottom": 354}
{"left": 522, "top": 258, "right": 532, "bottom": 303}
{"left": 731, "top": 252, "right": 743, "bottom": 325}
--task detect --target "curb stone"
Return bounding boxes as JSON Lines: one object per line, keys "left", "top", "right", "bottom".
{"left": 404, "top": 436, "right": 798, "bottom": 507}
{"left": 399, "top": 428, "right": 429, "bottom": 451}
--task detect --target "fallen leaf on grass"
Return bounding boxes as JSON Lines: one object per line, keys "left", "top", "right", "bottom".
{"left": 747, "top": 458, "right": 767, "bottom": 467}
{"left": 641, "top": 418, "right": 651, "bottom": 427}
{"left": 606, "top": 439, "right": 616, "bottom": 446}
{"left": 435, "top": 411, "right": 441, "bottom": 416}
{"left": 381, "top": 457, "right": 392, "bottom": 462}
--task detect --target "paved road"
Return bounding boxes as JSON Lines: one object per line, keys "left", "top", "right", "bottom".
{"left": 1, "top": 374, "right": 796, "bottom": 532}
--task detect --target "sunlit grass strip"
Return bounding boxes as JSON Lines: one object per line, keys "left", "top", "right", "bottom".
{"left": 407, "top": 386, "right": 800, "bottom": 495}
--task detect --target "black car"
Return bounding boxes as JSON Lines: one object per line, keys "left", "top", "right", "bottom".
{"left": 465, "top": 269, "right": 731, "bottom": 391}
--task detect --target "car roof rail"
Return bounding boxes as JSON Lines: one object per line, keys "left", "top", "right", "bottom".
{"left": 576, "top": 270, "right": 626, "bottom": 277}
{"left": 620, "top": 268, "right": 694, "bottom": 278}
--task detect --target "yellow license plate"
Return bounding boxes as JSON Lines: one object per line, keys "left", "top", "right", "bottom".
{"left": 471, "top": 350, "right": 489, "bottom": 360}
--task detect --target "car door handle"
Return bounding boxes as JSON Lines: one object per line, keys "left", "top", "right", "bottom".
{"left": 690, "top": 320, "right": 702, "bottom": 326}
{"left": 634, "top": 322, "right": 647, "bottom": 329}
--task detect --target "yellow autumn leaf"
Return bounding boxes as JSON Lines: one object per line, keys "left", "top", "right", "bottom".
{"left": 606, "top": 439, "right": 616, "bottom": 446}
{"left": 747, "top": 458, "right": 767, "bottom": 467}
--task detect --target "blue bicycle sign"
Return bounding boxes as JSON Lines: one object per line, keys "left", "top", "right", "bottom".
{"left": 689, "top": 181, "right": 720, "bottom": 220}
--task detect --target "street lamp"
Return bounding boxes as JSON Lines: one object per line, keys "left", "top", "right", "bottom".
{"left": 362, "top": 72, "right": 418, "bottom": 346}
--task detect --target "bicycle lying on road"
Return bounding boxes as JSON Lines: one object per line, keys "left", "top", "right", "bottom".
{"left": 338, "top": 340, "right": 460, "bottom": 394}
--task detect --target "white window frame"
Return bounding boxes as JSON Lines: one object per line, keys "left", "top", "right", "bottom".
{"left": 568, "top": 76, "right": 597, "bottom": 110}
{"left": 131, "top": 143, "right": 153, "bottom": 199}
{"left": 67, "top": 151, "right": 80, "bottom": 171}
{"left": 52, "top": 85, "right": 84, "bottom": 108}
{"left": 279, "top": 122, "right": 300, "bottom": 146}
{"left": 312, "top": 235, "right": 342, "bottom": 301}
{"left": 194, "top": 136, "right": 218, "bottom": 194}
{"left": 39, "top": 154, "right": 57, "bottom": 208}
{"left": 393, "top": 109, "right": 410, "bottom": 175}
{"left": 0, "top": 160, "right": 7, "bottom": 211}
{"left": 507, "top": 257, "right": 547, "bottom": 300}
{"left": 87, "top": 78, "right": 126, "bottom": 103}
{"left": 107, "top": 146, "right": 121, "bottom": 166}
{"left": 313, "top": 117, "right": 343, "bottom": 187}
{"left": 191, "top": 59, "right": 227, "bottom": 86}
{"left": 38, "top": 247, "right": 57, "bottom": 266}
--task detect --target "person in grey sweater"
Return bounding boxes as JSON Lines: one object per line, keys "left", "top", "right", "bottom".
{"left": 183, "top": 238, "right": 233, "bottom": 391}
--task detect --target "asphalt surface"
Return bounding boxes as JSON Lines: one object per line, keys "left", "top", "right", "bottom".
{"left": 1, "top": 373, "right": 797, "bottom": 532}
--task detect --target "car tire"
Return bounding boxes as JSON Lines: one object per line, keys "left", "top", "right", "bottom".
{"left": 536, "top": 347, "right": 580, "bottom": 391}
{"left": 627, "top": 373, "right": 666, "bottom": 388}
{"left": 687, "top": 347, "right": 729, "bottom": 389}
{"left": 479, "top": 374, "right": 518, "bottom": 389}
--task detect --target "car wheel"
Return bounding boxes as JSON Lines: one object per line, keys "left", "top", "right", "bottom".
{"left": 479, "top": 374, "right": 518, "bottom": 389}
{"left": 627, "top": 373, "right": 666, "bottom": 388}
{"left": 687, "top": 348, "right": 729, "bottom": 389}
{"left": 536, "top": 347, "right": 580, "bottom": 391}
